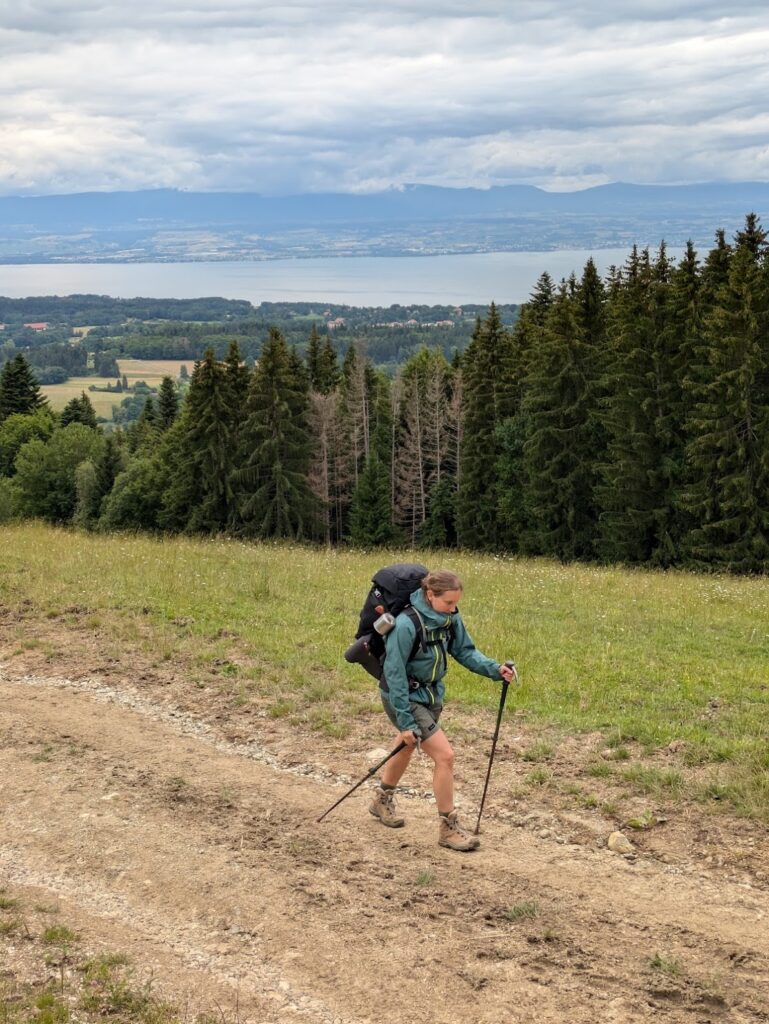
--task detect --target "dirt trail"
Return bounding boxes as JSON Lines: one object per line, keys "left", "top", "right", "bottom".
{"left": 2, "top": 660, "right": 769, "bottom": 1023}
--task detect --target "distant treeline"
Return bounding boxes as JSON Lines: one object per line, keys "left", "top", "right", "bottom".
{"left": 2, "top": 217, "right": 768, "bottom": 573}
{"left": 0, "top": 294, "right": 253, "bottom": 325}
{"left": 86, "top": 301, "right": 515, "bottom": 371}
{"left": 1, "top": 294, "right": 517, "bottom": 376}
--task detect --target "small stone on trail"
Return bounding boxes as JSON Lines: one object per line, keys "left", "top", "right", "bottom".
{"left": 607, "top": 831, "right": 635, "bottom": 855}
{"left": 366, "top": 748, "right": 390, "bottom": 765}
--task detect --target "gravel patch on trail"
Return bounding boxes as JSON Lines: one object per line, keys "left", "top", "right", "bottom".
{"left": 0, "top": 664, "right": 333, "bottom": 780}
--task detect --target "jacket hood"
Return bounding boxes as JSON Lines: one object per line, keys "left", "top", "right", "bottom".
{"left": 409, "top": 587, "right": 456, "bottom": 630}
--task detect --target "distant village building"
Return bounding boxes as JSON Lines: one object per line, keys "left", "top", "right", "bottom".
{"left": 326, "top": 317, "right": 346, "bottom": 330}
{"left": 373, "top": 319, "right": 454, "bottom": 329}
{"left": 24, "top": 322, "right": 49, "bottom": 331}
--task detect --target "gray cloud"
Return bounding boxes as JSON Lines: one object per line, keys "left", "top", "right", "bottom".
{"left": 1, "top": 2, "right": 768, "bottom": 195}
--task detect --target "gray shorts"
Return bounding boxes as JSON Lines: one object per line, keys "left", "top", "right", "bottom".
{"left": 380, "top": 691, "right": 443, "bottom": 740}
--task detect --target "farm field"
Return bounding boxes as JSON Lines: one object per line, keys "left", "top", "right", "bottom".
{"left": 1, "top": 523, "right": 768, "bottom": 1023}
{"left": 40, "top": 359, "right": 190, "bottom": 417}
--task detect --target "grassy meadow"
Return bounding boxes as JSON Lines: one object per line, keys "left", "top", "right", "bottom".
{"left": 1, "top": 522, "right": 768, "bottom": 817}
{"left": 41, "top": 360, "right": 191, "bottom": 418}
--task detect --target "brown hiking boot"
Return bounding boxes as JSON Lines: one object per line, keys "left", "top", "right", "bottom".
{"left": 369, "top": 786, "right": 405, "bottom": 828}
{"left": 438, "top": 810, "right": 480, "bottom": 852}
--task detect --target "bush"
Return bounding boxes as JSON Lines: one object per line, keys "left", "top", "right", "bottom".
{"left": 0, "top": 478, "right": 18, "bottom": 522}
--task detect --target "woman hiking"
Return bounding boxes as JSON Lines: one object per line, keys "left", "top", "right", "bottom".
{"left": 369, "top": 569, "right": 517, "bottom": 851}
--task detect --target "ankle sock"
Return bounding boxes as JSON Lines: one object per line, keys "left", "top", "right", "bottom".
{"left": 380, "top": 782, "right": 396, "bottom": 792}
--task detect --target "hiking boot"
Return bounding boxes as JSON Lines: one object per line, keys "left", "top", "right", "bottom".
{"left": 438, "top": 810, "right": 480, "bottom": 852}
{"left": 369, "top": 786, "right": 405, "bottom": 828}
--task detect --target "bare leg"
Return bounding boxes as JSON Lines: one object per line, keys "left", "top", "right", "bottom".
{"left": 380, "top": 742, "right": 415, "bottom": 787}
{"left": 420, "top": 730, "right": 455, "bottom": 814}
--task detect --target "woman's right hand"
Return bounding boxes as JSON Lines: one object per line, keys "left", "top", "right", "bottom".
{"left": 400, "top": 730, "right": 419, "bottom": 746}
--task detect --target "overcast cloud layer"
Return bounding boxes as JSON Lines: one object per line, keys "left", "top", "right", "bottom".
{"left": 2, "top": 2, "right": 768, "bottom": 196}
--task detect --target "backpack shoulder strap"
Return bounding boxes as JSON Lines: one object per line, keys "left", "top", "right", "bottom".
{"left": 402, "top": 605, "right": 426, "bottom": 663}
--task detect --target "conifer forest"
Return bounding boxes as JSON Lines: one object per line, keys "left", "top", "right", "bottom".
{"left": 2, "top": 217, "right": 769, "bottom": 573}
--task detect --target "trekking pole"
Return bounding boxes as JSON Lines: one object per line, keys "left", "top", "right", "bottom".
{"left": 475, "top": 661, "right": 516, "bottom": 835}
{"left": 316, "top": 741, "right": 408, "bottom": 823}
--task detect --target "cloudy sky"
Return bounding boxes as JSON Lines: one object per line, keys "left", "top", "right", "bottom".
{"left": 2, "top": 1, "right": 768, "bottom": 196}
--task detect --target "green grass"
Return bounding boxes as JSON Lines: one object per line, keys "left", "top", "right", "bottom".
{"left": 525, "top": 767, "right": 553, "bottom": 787}
{"left": 649, "top": 952, "right": 682, "bottom": 977}
{"left": 520, "top": 740, "right": 555, "bottom": 762}
{"left": 503, "top": 901, "right": 540, "bottom": 922}
{"left": 1, "top": 523, "right": 769, "bottom": 818}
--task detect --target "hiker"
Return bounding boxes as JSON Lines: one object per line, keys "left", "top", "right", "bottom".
{"left": 369, "top": 568, "right": 517, "bottom": 851}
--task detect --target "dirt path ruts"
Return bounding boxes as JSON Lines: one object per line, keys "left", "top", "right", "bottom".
{"left": 1, "top": 670, "right": 768, "bottom": 1024}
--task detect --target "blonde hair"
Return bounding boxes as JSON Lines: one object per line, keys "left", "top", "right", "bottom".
{"left": 421, "top": 569, "right": 463, "bottom": 596}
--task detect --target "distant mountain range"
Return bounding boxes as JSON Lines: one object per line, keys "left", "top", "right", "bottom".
{"left": 1, "top": 182, "right": 767, "bottom": 263}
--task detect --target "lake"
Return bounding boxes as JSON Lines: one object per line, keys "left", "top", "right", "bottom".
{"left": 0, "top": 248, "right": 685, "bottom": 306}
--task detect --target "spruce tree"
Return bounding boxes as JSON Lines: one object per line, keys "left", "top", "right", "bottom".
{"left": 735, "top": 212, "right": 767, "bottom": 259}
{"left": 521, "top": 275, "right": 602, "bottom": 560}
{"left": 224, "top": 340, "right": 251, "bottom": 409}
{"left": 597, "top": 246, "right": 683, "bottom": 565}
{"left": 664, "top": 241, "right": 703, "bottom": 554}
{"left": 307, "top": 324, "right": 322, "bottom": 389}
{"left": 496, "top": 279, "right": 554, "bottom": 551}
{"left": 700, "top": 229, "right": 732, "bottom": 308}
{"left": 349, "top": 454, "right": 398, "bottom": 546}
{"left": 685, "top": 219, "right": 769, "bottom": 571}
{"left": 161, "top": 350, "right": 236, "bottom": 533}
{"left": 223, "top": 340, "right": 250, "bottom": 458}
{"left": 317, "top": 336, "right": 340, "bottom": 394}
{"left": 456, "top": 303, "right": 515, "bottom": 549}
{"left": 0, "top": 354, "right": 47, "bottom": 423}
{"left": 94, "top": 433, "right": 127, "bottom": 509}
{"left": 234, "top": 327, "right": 316, "bottom": 538}
{"left": 60, "top": 392, "right": 98, "bottom": 430}
{"left": 157, "top": 376, "right": 180, "bottom": 430}
{"left": 128, "top": 396, "right": 159, "bottom": 453}
{"left": 419, "top": 475, "right": 457, "bottom": 548}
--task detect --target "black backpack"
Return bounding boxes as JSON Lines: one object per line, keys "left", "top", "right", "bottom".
{"left": 345, "top": 563, "right": 455, "bottom": 683}
{"left": 355, "top": 562, "right": 428, "bottom": 652}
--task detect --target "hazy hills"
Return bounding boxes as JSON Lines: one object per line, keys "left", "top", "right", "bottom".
{"left": 1, "top": 182, "right": 767, "bottom": 263}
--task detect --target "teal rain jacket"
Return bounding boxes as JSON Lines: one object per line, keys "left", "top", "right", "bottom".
{"left": 381, "top": 587, "right": 502, "bottom": 736}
